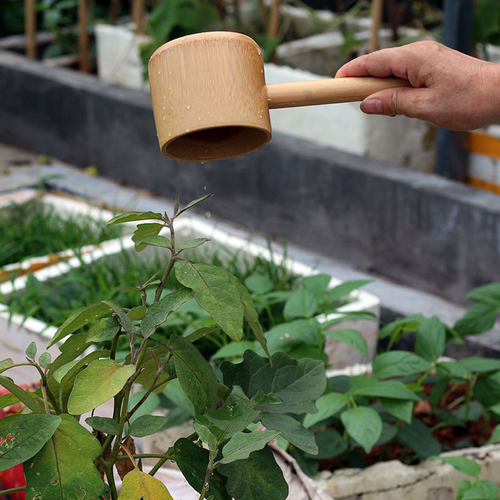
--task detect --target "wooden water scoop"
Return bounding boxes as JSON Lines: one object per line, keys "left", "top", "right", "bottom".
{"left": 149, "top": 31, "right": 409, "bottom": 162}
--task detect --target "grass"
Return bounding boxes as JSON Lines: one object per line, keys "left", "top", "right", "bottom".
{"left": 0, "top": 196, "right": 122, "bottom": 268}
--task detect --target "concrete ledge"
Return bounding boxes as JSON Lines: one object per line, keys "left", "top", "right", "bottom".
{"left": 1, "top": 49, "right": 499, "bottom": 307}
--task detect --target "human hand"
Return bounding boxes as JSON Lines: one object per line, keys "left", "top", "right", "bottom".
{"left": 336, "top": 41, "right": 500, "bottom": 130}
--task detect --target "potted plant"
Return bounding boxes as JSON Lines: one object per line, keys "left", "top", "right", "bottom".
{"left": 0, "top": 195, "right": 329, "bottom": 499}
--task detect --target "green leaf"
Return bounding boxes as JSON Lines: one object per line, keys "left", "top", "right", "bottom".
{"left": 67, "top": 360, "right": 136, "bottom": 415}
{"left": 163, "top": 379, "right": 195, "bottom": 416}
{"left": 474, "top": 372, "right": 500, "bottom": 407}
{"left": 49, "top": 302, "right": 112, "bottom": 346}
{"left": 302, "top": 274, "right": 331, "bottom": 303}
{"left": 328, "top": 279, "right": 372, "bottom": 302}
{"left": 378, "top": 314, "right": 424, "bottom": 340}
{"left": 118, "top": 469, "right": 174, "bottom": 499}
{"left": 457, "top": 357, "right": 500, "bottom": 373}
{"left": 211, "top": 341, "right": 257, "bottom": 360}
{"left": 53, "top": 349, "right": 109, "bottom": 385}
{"left": 454, "top": 302, "right": 499, "bottom": 337}
{"left": 179, "top": 237, "right": 210, "bottom": 250}
{"left": 397, "top": 419, "right": 441, "bottom": 458}
{"left": 283, "top": 287, "right": 318, "bottom": 319}
{"left": 141, "top": 288, "right": 193, "bottom": 339}
{"left": 467, "top": 283, "right": 500, "bottom": 306}
{"left": 459, "top": 480, "right": 500, "bottom": 500}
{"left": 169, "top": 334, "right": 218, "bottom": 413}
{"left": 106, "top": 211, "right": 162, "bottom": 225}
{"left": 127, "top": 390, "right": 161, "bottom": 423}
{"left": 194, "top": 422, "right": 218, "bottom": 450}
{"left": 434, "top": 456, "right": 481, "bottom": 478}
{"left": 380, "top": 398, "right": 413, "bottom": 423}
{"left": 218, "top": 446, "right": 288, "bottom": 500}
{"left": 265, "top": 319, "right": 322, "bottom": 354}
{"left": 0, "top": 393, "right": 18, "bottom": 410}
{"left": 261, "top": 413, "right": 317, "bottom": 454}
{"left": 245, "top": 274, "right": 273, "bottom": 294}
{"left": 128, "top": 415, "right": 169, "bottom": 437}
{"left": 132, "top": 223, "right": 164, "bottom": 251}
{"left": 0, "top": 414, "right": 61, "bottom": 472}
{"left": 175, "top": 261, "right": 244, "bottom": 341}
{"left": 173, "top": 438, "right": 230, "bottom": 500}
{"left": 39, "top": 352, "right": 51, "bottom": 369}
{"left": 350, "top": 378, "right": 420, "bottom": 401}
{"left": 221, "top": 430, "right": 279, "bottom": 464}
{"left": 24, "top": 414, "right": 104, "bottom": 499}
{"left": 127, "top": 306, "right": 147, "bottom": 320}
{"left": 486, "top": 423, "right": 500, "bottom": 445}
{"left": 325, "top": 328, "right": 368, "bottom": 357}
{"left": 222, "top": 351, "right": 326, "bottom": 415}
{"left": 308, "top": 428, "right": 348, "bottom": 459}
{"left": 303, "top": 392, "right": 349, "bottom": 428}
{"left": 372, "top": 351, "right": 432, "bottom": 379}
{"left": 136, "top": 234, "right": 172, "bottom": 249}
{"left": 340, "top": 406, "right": 382, "bottom": 453}
{"left": 0, "top": 359, "right": 13, "bottom": 374}
{"left": 0, "top": 376, "right": 42, "bottom": 412}
{"left": 85, "top": 416, "right": 120, "bottom": 435}
{"left": 102, "top": 300, "right": 137, "bottom": 338}
{"left": 415, "top": 316, "right": 446, "bottom": 362}
{"left": 25, "top": 342, "right": 37, "bottom": 359}
{"left": 177, "top": 194, "right": 213, "bottom": 216}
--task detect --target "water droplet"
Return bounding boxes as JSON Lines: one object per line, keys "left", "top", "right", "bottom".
{"left": 186, "top": 105, "right": 191, "bottom": 110}
{"left": 158, "top": 71, "right": 161, "bottom": 75}
{"left": 162, "top": 116, "right": 166, "bottom": 121}
{"left": 203, "top": 185, "right": 207, "bottom": 190}
{"left": 168, "top": 132, "right": 172, "bottom": 137}
{"left": 185, "top": 129, "right": 190, "bottom": 133}
{"left": 197, "top": 117, "right": 202, "bottom": 121}
{"left": 204, "top": 211, "right": 211, "bottom": 219}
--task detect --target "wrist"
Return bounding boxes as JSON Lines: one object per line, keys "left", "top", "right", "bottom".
{"left": 482, "top": 62, "right": 500, "bottom": 126}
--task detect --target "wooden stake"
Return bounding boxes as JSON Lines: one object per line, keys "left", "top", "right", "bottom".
{"left": 78, "top": 0, "right": 89, "bottom": 72}
{"left": 25, "top": 0, "right": 36, "bottom": 59}
{"left": 369, "top": 0, "right": 383, "bottom": 52}
{"left": 267, "top": 0, "right": 281, "bottom": 39}
{"left": 132, "top": 0, "right": 145, "bottom": 35}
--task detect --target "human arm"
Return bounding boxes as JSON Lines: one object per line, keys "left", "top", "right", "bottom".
{"left": 336, "top": 41, "right": 500, "bottom": 130}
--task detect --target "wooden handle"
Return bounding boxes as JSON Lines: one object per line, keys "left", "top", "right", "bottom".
{"left": 266, "top": 77, "right": 410, "bottom": 109}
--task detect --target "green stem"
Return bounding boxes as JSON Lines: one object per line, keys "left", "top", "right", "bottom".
{"left": 103, "top": 462, "right": 118, "bottom": 500}
{"left": 154, "top": 222, "right": 176, "bottom": 303}
{"left": 110, "top": 331, "right": 122, "bottom": 360}
{"left": 198, "top": 448, "right": 217, "bottom": 500}
{"left": 0, "top": 486, "right": 26, "bottom": 496}
{"left": 149, "top": 448, "right": 176, "bottom": 476}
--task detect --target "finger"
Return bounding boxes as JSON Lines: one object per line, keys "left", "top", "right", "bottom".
{"left": 360, "top": 87, "right": 431, "bottom": 120}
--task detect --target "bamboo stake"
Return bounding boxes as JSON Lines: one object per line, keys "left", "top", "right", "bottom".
{"left": 132, "top": 0, "right": 146, "bottom": 35}
{"left": 267, "top": 0, "right": 282, "bottom": 39}
{"left": 25, "top": 0, "right": 36, "bottom": 59}
{"left": 369, "top": 0, "right": 383, "bottom": 53}
{"left": 78, "top": 0, "right": 89, "bottom": 72}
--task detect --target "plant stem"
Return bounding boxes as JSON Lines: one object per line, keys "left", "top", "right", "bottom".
{"left": 149, "top": 447, "right": 175, "bottom": 476}
{"left": 0, "top": 486, "right": 26, "bottom": 496}
{"left": 103, "top": 462, "right": 118, "bottom": 500}
{"left": 154, "top": 223, "right": 176, "bottom": 303}
{"left": 198, "top": 449, "right": 217, "bottom": 500}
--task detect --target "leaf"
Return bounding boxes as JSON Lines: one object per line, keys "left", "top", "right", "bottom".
{"left": 211, "top": 341, "right": 257, "bottom": 360}
{"left": 0, "top": 359, "right": 13, "bottom": 374}
{"left": 39, "top": 352, "right": 51, "bottom": 369}
{"left": 283, "top": 287, "right": 318, "bottom": 319}
{"left": 467, "top": 283, "right": 500, "bottom": 306}
{"left": 0, "top": 376, "right": 42, "bottom": 412}
{"left": 474, "top": 372, "right": 500, "bottom": 408}
{"left": 49, "top": 302, "right": 111, "bottom": 346}
{"left": 127, "top": 306, "right": 147, "bottom": 320}
{"left": 179, "top": 237, "right": 210, "bottom": 250}
{"left": 25, "top": 342, "right": 37, "bottom": 359}
{"left": 163, "top": 379, "right": 195, "bottom": 416}
{"left": 302, "top": 274, "right": 331, "bottom": 302}
{"left": 173, "top": 438, "right": 230, "bottom": 500}
{"left": 118, "top": 469, "right": 173, "bottom": 499}
{"left": 459, "top": 480, "right": 500, "bottom": 500}
{"left": 245, "top": 274, "right": 273, "bottom": 295}
{"left": 372, "top": 351, "right": 432, "bottom": 379}
{"left": 169, "top": 334, "right": 218, "bottom": 413}
{"left": 397, "top": 419, "right": 441, "bottom": 458}
{"left": 127, "top": 390, "right": 161, "bottom": 423}
{"left": 132, "top": 223, "right": 164, "bottom": 251}
{"left": 24, "top": 414, "right": 104, "bottom": 499}
{"left": 325, "top": 328, "right": 368, "bottom": 357}
{"left": 136, "top": 234, "right": 172, "bottom": 249}
{"left": 222, "top": 351, "right": 326, "bottom": 415}
{"left": 175, "top": 261, "right": 244, "bottom": 341}
{"left": 454, "top": 302, "right": 498, "bottom": 337}
{"left": 221, "top": 430, "right": 279, "bottom": 464}
{"left": 106, "top": 211, "right": 163, "bottom": 225}
{"left": 328, "top": 279, "right": 372, "bottom": 302}
{"left": 340, "top": 406, "right": 382, "bottom": 453}
{"left": 67, "top": 360, "right": 136, "bottom": 415}
{"left": 350, "top": 378, "right": 420, "bottom": 401}
{"left": 308, "top": 428, "right": 347, "bottom": 459}
{"left": 378, "top": 314, "right": 424, "bottom": 340}
{"left": 434, "top": 456, "right": 481, "bottom": 478}
{"left": 177, "top": 194, "right": 213, "bottom": 216}
{"left": 265, "top": 319, "right": 322, "bottom": 354}
{"left": 457, "top": 357, "right": 500, "bottom": 373}
{"left": 102, "top": 300, "right": 137, "bottom": 338}
{"left": 0, "top": 393, "right": 18, "bottom": 410}
{"left": 0, "top": 414, "right": 61, "bottom": 471}
{"left": 261, "top": 413, "right": 317, "bottom": 454}
{"left": 53, "top": 349, "right": 109, "bottom": 384}
{"left": 128, "top": 415, "right": 169, "bottom": 437}
{"left": 141, "top": 287, "right": 193, "bottom": 339}
{"left": 218, "top": 446, "right": 288, "bottom": 500}
{"left": 486, "top": 424, "right": 500, "bottom": 445}
{"left": 303, "top": 392, "right": 349, "bottom": 428}
{"left": 415, "top": 316, "right": 446, "bottom": 362}
{"left": 85, "top": 416, "right": 120, "bottom": 435}
{"left": 380, "top": 398, "right": 413, "bottom": 423}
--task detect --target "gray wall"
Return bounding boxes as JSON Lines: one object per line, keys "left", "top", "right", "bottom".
{"left": 1, "top": 49, "right": 499, "bottom": 305}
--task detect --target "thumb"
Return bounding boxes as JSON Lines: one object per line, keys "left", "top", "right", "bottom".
{"left": 360, "top": 87, "right": 428, "bottom": 119}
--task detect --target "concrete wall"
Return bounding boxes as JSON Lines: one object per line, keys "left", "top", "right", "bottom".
{"left": 1, "top": 49, "right": 499, "bottom": 305}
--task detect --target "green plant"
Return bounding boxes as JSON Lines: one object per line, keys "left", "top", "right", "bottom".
{"left": 474, "top": 0, "right": 500, "bottom": 59}
{"left": 284, "top": 283, "right": 500, "bottom": 477}
{"left": 0, "top": 195, "right": 328, "bottom": 500}
{"left": 0, "top": 197, "right": 121, "bottom": 269}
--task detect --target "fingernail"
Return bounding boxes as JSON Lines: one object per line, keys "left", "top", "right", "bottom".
{"left": 361, "top": 98, "right": 384, "bottom": 114}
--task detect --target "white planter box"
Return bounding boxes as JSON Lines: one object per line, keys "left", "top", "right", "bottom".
{"left": 95, "top": 23, "right": 150, "bottom": 91}
{"left": 265, "top": 63, "right": 436, "bottom": 171}
{"left": 0, "top": 214, "right": 380, "bottom": 368}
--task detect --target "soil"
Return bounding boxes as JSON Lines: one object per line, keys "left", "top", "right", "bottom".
{"left": 319, "top": 382, "right": 498, "bottom": 471}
